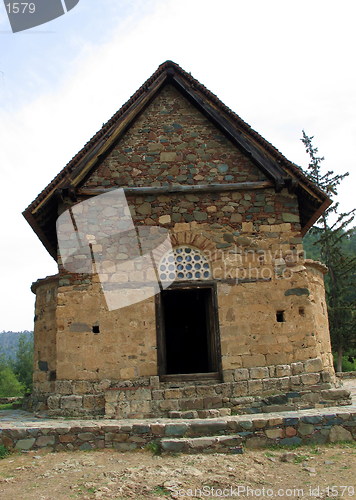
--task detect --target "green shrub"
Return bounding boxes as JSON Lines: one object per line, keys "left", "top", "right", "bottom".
{"left": 333, "top": 354, "right": 356, "bottom": 372}
{"left": 0, "top": 366, "right": 24, "bottom": 397}
{"left": 0, "top": 444, "right": 10, "bottom": 459}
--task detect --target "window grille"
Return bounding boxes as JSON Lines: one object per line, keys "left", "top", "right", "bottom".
{"left": 159, "top": 246, "right": 211, "bottom": 281}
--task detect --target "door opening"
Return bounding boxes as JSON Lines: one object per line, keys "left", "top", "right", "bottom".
{"left": 157, "top": 285, "right": 220, "bottom": 377}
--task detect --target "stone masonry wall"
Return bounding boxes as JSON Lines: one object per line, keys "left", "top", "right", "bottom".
{"left": 29, "top": 81, "right": 339, "bottom": 417}
{"left": 31, "top": 214, "right": 340, "bottom": 417}
{"left": 32, "top": 277, "right": 58, "bottom": 391}
{"left": 82, "top": 85, "right": 267, "bottom": 190}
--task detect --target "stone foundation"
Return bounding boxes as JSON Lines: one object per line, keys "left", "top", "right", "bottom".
{"left": 2, "top": 409, "right": 356, "bottom": 454}
{"left": 28, "top": 357, "right": 351, "bottom": 418}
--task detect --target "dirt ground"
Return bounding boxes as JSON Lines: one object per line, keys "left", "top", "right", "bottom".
{"left": 0, "top": 444, "right": 355, "bottom": 500}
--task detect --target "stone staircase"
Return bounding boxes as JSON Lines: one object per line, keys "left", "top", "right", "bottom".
{"left": 159, "top": 420, "right": 244, "bottom": 454}
{"left": 169, "top": 408, "right": 232, "bottom": 419}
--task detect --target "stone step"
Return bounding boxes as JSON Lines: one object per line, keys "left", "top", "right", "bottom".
{"left": 160, "top": 434, "right": 244, "bottom": 454}
{"left": 169, "top": 408, "right": 232, "bottom": 419}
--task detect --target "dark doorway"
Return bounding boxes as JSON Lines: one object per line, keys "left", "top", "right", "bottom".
{"left": 157, "top": 285, "right": 220, "bottom": 377}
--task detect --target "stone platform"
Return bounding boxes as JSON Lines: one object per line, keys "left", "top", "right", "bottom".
{"left": 1, "top": 380, "right": 355, "bottom": 454}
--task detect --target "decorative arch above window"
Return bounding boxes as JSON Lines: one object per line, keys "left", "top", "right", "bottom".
{"left": 159, "top": 246, "right": 211, "bottom": 282}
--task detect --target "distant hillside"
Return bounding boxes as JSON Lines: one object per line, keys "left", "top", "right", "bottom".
{"left": 0, "top": 331, "right": 33, "bottom": 360}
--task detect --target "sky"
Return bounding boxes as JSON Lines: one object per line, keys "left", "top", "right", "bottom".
{"left": 0, "top": 0, "right": 355, "bottom": 331}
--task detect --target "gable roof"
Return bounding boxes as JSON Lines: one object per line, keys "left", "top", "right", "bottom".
{"left": 23, "top": 60, "right": 331, "bottom": 259}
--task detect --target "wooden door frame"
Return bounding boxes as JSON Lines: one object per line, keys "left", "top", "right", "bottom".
{"left": 155, "top": 281, "right": 222, "bottom": 382}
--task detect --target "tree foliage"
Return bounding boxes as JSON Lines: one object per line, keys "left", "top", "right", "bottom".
{"left": 0, "top": 332, "right": 33, "bottom": 397}
{"left": 0, "top": 366, "right": 24, "bottom": 397}
{"left": 12, "top": 334, "right": 33, "bottom": 393}
{"left": 301, "top": 131, "right": 356, "bottom": 371}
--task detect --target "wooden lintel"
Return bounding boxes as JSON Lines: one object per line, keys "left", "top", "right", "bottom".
{"left": 31, "top": 73, "right": 167, "bottom": 215}
{"left": 78, "top": 181, "right": 274, "bottom": 197}
{"left": 69, "top": 73, "right": 167, "bottom": 187}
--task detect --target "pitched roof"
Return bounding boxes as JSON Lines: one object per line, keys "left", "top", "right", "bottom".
{"left": 23, "top": 60, "right": 331, "bottom": 258}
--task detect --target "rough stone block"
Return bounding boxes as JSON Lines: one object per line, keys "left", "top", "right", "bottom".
{"left": 300, "top": 373, "right": 321, "bottom": 385}
{"left": 83, "top": 395, "right": 105, "bottom": 410}
{"left": 234, "top": 369, "right": 249, "bottom": 381}
{"left": 47, "top": 395, "right": 61, "bottom": 410}
{"left": 196, "top": 386, "right": 216, "bottom": 398}
{"left": 189, "top": 422, "right": 227, "bottom": 437}
{"left": 182, "top": 387, "right": 197, "bottom": 398}
{"left": 152, "top": 390, "right": 164, "bottom": 400}
{"left": 243, "top": 355, "right": 266, "bottom": 368}
{"left": 223, "top": 370, "right": 234, "bottom": 382}
{"left": 35, "top": 435, "right": 56, "bottom": 447}
{"left": 150, "top": 424, "right": 165, "bottom": 436}
{"left": 127, "top": 388, "right": 152, "bottom": 401}
{"left": 248, "top": 380, "right": 263, "bottom": 395}
{"left": 329, "top": 426, "right": 353, "bottom": 443}
{"left": 188, "top": 437, "right": 216, "bottom": 449}
{"left": 149, "top": 376, "right": 160, "bottom": 389}
{"left": 285, "top": 427, "right": 297, "bottom": 437}
{"left": 263, "top": 378, "right": 278, "bottom": 392}
{"left": 161, "top": 440, "right": 187, "bottom": 453}
{"left": 105, "top": 391, "right": 118, "bottom": 404}
{"left": 245, "top": 436, "right": 268, "bottom": 448}
{"left": 55, "top": 380, "right": 73, "bottom": 395}
{"left": 73, "top": 381, "right": 93, "bottom": 394}
{"left": 290, "top": 375, "right": 301, "bottom": 385}
{"left": 279, "top": 377, "right": 291, "bottom": 390}
{"left": 252, "top": 419, "right": 267, "bottom": 430}
{"left": 60, "top": 395, "right": 83, "bottom": 409}
{"left": 160, "top": 399, "right": 179, "bottom": 411}
{"left": 203, "top": 397, "right": 223, "bottom": 409}
{"left": 165, "top": 424, "right": 189, "bottom": 437}
{"left": 321, "top": 371, "right": 332, "bottom": 383}
{"left": 250, "top": 367, "right": 269, "bottom": 379}
{"left": 276, "top": 365, "right": 291, "bottom": 377}
{"left": 321, "top": 389, "right": 350, "bottom": 400}
{"left": 59, "top": 434, "right": 76, "bottom": 443}
{"left": 231, "top": 381, "right": 248, "bottom": 397}
{"left": 158, "top": 215, "right": 171, "bottom": 224}
{"left": 265, "top": 428, "right": 284, "bottom": 439}
{"left": 298, "top": 423, "right": 314, "bottom": 436}
{"left": 304, "top": 358, "right": 323, "bottom": 373}
{"left": 15, "top": 438, "right": 35, "bottom": 450}
{"left": 291, "top": 362, "right": 304, "bottom": 375}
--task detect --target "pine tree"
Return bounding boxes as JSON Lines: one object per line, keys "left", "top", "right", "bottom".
{"left": 301, "top": 131, "right": 356, "bottom": 372}
{"left": 12, "top": 334, "right": 33, "bottom": 393}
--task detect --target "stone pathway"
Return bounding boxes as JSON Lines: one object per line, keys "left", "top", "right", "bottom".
{"left": 0, "top": 379, "right": 355, "bottom": 429}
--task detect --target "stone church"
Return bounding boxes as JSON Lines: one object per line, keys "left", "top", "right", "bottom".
{"left": 23, "top": 61, "right": 350, "bottom": 417}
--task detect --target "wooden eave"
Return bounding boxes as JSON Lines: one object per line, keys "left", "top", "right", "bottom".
{"left": 23, "top": 60, "right": 331, "bottom": 258}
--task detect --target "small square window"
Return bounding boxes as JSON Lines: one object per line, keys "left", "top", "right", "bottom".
{"left": 276, "top": 311, "right": 285, "bottom": 323}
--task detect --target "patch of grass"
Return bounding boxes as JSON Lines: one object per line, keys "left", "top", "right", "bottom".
{"left": 264, "top": 451, "right": 276, "bottom": 458}
{"left": 152, "top": 485, "right": 170, "bottom": 496}
{"left": 0, "top": 403, "right": 15, "bottom": 410}
{"left": 145, "top": 441, "right": 161, "bottom": 456}
{"left": 293, "top": 454, "right": 309, "bottom": 464}
{"left": 309, "top": 445, "right": 322, "bottom": 455}
{"left": 336, "top": 441, "right": 356, "bottom": 449}
{"left": 265, "top": 442, "right": 303, "bottom": 451}
{"left": 0, "top": 444, "right": 10, "bottom": 459}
